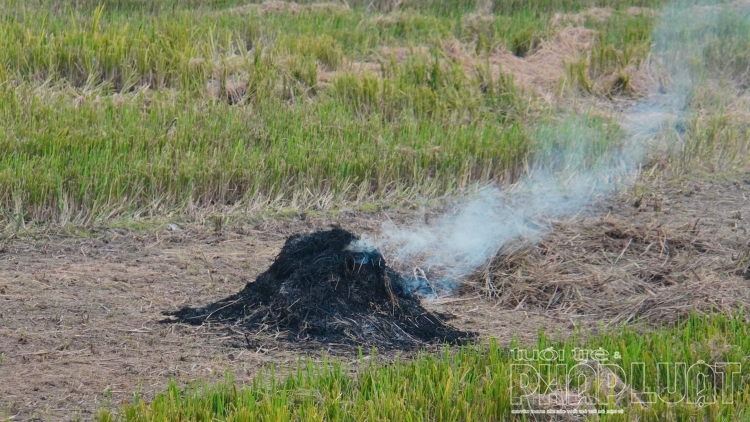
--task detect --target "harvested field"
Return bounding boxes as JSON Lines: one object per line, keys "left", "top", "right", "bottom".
{"left": 2, "top": 0, "right": 750, "bottom": 419}
{"left": 1, "top": 174, "right": 748, "bottom": 420}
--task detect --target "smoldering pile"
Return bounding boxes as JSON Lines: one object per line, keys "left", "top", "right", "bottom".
{"left": 164, "top": 228, "right": 473, "bottom": 349}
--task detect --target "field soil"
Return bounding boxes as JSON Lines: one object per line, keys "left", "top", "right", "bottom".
{"left": 1, "top": 174, "right": 749, "bottom": 420}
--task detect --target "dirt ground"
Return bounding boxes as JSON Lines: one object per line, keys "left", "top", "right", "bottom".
{"left": 1, "top": 174, "right": 749, "bottom": 421}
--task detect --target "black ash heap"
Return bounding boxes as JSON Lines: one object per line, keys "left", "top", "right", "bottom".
{"left": 164, "top": 228, "right": 472, "bottom": 349}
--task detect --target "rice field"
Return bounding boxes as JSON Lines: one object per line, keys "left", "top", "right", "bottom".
{"left": 0, "top": 0, "right": 703, "bottom": 225}
{"left": 2, "top": 0, "right": 750, "bottom": 420}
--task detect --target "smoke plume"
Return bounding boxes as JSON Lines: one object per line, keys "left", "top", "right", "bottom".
{"left": 366, "top": 0, "right": 730, "bottom": 287}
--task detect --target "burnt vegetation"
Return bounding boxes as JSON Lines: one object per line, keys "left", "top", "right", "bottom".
{"left": 165, "top": 228, "right": 473, "bottom": 349}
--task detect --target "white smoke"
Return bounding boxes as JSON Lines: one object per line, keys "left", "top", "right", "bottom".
{"left": 366, "top": 0, "right": 729, "bottom": 287}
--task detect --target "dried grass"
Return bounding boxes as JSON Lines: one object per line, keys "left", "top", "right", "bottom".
{"left": 471, "top": 179, "right": 750, "bottom": 327}
{"left": 550, "top": 7, "right": 614, "bottom": 27}
{"left": 317, "top": 60, "right": 381, "bottom": 85}
{"left": 443, "top": 27, "right": 597, "bottom": 99}
{"left": 226, "top": 1, "right": 348, "bottom": 16}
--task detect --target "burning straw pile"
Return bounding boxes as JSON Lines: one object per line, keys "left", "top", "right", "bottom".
{"left": 165, "top": 228, "right": 472, "bottom": 349}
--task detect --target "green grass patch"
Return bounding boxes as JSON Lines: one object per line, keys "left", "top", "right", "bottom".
{"left": 101, "top": 312, "right": 750, "bottom": 421}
